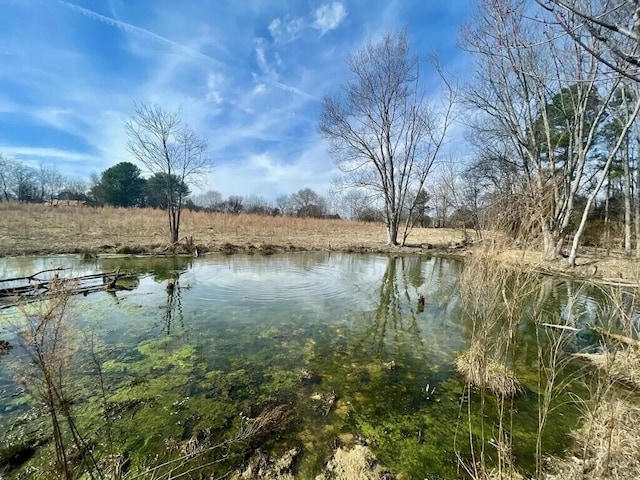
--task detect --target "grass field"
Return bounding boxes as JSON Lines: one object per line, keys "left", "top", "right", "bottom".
{"left": 0, "top": 202, "right": 465, "bottom": 256}
{"left": 2, "top": 202, "right": 639, "bottom": 281}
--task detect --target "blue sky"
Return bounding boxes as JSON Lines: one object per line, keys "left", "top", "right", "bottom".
{"left": 0, "top": 0, "right": 471, "bottom": 200}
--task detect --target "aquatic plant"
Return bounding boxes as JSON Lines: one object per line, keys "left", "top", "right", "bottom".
{"left": 455, "top": 342, "right": 522, "bottom": 398}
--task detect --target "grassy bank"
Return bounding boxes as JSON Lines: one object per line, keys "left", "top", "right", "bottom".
{"left": 0, "top": 202, "right": 464, "bottom": 256}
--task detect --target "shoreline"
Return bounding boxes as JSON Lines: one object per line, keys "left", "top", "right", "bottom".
{"left": 1, "top": 202, "right": 639, "bottom": 285}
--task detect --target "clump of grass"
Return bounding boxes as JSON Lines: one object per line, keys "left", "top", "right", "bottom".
{"left": 575, "top": 348, "right": 640, "bottom": 389}
{"left": 547, "top": 400, "right": 640, "bottom": 479}
{"left": 455, "top": 342, "right": 523, "bottom": 398}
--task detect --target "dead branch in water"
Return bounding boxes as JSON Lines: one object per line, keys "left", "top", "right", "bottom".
{"left": 0, "top": 268, "right": 138, "bottom": 309}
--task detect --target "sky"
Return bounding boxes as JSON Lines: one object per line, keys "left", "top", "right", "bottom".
{"left": 0, "top": 0, "right": 472, "bottom": 200}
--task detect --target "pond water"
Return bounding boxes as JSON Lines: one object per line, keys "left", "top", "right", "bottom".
{"left": 0, "top": 253, "right": 618, "bottom": 478}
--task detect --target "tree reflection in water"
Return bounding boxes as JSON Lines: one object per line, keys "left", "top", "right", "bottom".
{"left": 354, "top": 256, "right": 450, "bottom": 360}
{"left": 164, "top": 275, "right": 184, "bottom": 335}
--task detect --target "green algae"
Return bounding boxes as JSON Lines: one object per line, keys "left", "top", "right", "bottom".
{"left": 0, "top": 253, "right": 624, "bottom": 479}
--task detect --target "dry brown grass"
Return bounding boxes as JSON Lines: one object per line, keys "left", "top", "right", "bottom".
{"left": 0, "top": 202, "right": 464, "bottom": 256}
{"left": 546, "top": 399, "right": 640, "bottom": 480}
{"left": 575, "top": 349, "right": 640, "bottom": 390}
{"left": 455, "top": 342, "right": 523, "bottom": 398}
{"left": 496, "top": 247, "right": 640, "bottom": 282}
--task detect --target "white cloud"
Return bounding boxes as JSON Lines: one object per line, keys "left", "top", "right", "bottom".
{"left": 252, "top": 83, "right": 267, "bottom": 95}
{"left": 312, "top": 2, "right": 347, "bottom": 35}
{"left": 268, "top": 3, "right": 347, "bottom": 43}
{"left": 206, "top": 73, "right": 224, "bottom": 104}
{"left": 208, "top": 142, "right": 337, "bottom": 200}
{"left": 0, "top": 146, "right": 95, "bottom": 163}
{"left": 268, "top": 15, "right": 305, "bottom": 43}
{"left": 267, "top": 18, "right": 283, "bottom": 40}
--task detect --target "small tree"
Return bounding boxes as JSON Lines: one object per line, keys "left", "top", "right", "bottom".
{"left": 125, "top": 102, "right": 211, "bottom": 244}
{"left": 90, "top": 161, "right": 146, "bottom": 207}
{"left": 16, "top": 280, "right": 80, "bottom": 479}
{"left": 291, "top": 188, "right": 327, "bottom": 218}
{"left": 319, "top": 29, "right": 455, "bottom": 245}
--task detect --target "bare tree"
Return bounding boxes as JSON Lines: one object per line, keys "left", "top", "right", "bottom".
{"left": 275, "top": 194, "right": 293, "bottom": 216}
{"left": 464, "top": 0, "right": 640, "bottom": 263}
{"left": 191, "top": 189, "right": 223, "bottom": 210}
{"left": 244, "top": 194, "right": 273, "bottom": 215}
{"left": 319, "top": 29, "right": 456, "bottom": 246}
{"left": 225, "top": 195, "right": 244, "bottom": 214}
{"left": 536, "top": 0, "right": 640, "bottom": 82}
{"left": 290, "top": 188, "right": 327, "bottom": 217}
{"left": 0, "top": 153, "right": 17, "bottom": 201}
{"left": 38, "top": 164, "right": 65, "bottom": 205}
{"left": 12, "top": 163, "right": 38, "bottom": 202}
{"left": 126, "top": 102, "right": 211, "bottom": 244}
{"left": 333, "top": 188, "right": 374, "bottom": 220}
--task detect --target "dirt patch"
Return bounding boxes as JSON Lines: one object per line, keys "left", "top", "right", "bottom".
{"left": 315, "top": 445, "right": 396, "bottom": 480}
{"left": 496, "top": 248, "right": 640, "bottom": 284}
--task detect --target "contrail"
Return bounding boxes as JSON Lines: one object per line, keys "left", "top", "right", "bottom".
{"left": 57, "top": 0, "right": 226, "bottom": 68}
{"left": 273, "top": 80, "right": 317, "bottom": 101}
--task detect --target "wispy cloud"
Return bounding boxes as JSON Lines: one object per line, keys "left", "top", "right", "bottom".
{"left": 210, "top": 141, "right": 337, "bottom": 199}
{"left": 268, "top": 16, "right": 306, "bottom": 43}
{"left": 0, "top": 146, "right": 95, "bottom": 163}
{"left": 313, "top": 2, "right": 348, "bottom": 35}
{"left": 57, "top": 1, "right": 225, "bottom": 68}
{"left": 267, "top": 2, "right": 347, "bottom": 43}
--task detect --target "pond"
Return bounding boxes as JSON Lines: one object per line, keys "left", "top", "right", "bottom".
{"left": 0, "top": 253, "right": 621, "bottom": 479}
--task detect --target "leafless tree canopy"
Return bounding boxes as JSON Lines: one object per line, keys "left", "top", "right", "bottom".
{"left": 537, "top": 0, "right": 640, "bottom": 81}
{"left": 318, "top": 29, "right": 455, "bottom": 246}
{"left": 125, "top": 102, "right": 211, "bottom": 244}
{"left": 463, "top": 0, "right": 640, "bottom": 264}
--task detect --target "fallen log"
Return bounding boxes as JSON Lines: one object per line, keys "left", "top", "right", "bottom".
{"left": 591, "top": 326, "right": 640, "bottom": 348}
{"left": 0, "top": 268, "right": 138, "bottom": 309}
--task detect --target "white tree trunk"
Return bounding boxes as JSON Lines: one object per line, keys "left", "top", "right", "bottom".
{"left": 624, "top": 145, "right": 633, "bottom": 255}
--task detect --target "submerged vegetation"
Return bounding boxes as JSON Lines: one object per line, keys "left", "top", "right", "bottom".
{"left": 0, "top": 252, "right": 639, "bottom": 479}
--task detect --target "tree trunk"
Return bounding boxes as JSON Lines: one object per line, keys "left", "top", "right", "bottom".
{"left": 636, "top": 138, "right": 640, "bottom": 258}
{"left": 624, "top": 143, "right": 633, "bottom": 255}
{"left": 169, "top": 207, "right": 179, "bottom": 244}
{"left": 569, "top": 153, "right": 621, "bottom": 266}
{"left": 604, "top": 179, "right": 611, "bottom": 247}
{"left": 542, "top": 223, "right": 559, "bottom": 260}
{"left": 386, "top": 213, "right": 399, "bottom": 246}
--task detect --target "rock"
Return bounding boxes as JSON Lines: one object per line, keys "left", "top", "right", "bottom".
{"left": 300, "top": 369, "right": 321, "bottom": 386}
{"left": 233, "top": 448, "right": 299, "bottom": 480}
{"left": 310, "top": 391, "right": 337, "bottom": 416}
{"left": 0, "top": 340, "right": 12, "bottom": 355}
{"left": 383, "top": 360, "right": 397, "bottom": 371}
{"left": 315, "top": 445, "right": 396, "bottom": 480}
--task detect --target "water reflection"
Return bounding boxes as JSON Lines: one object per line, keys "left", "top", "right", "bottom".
{"left": 0, "top": 252, "right": 633, "bottom": 479}
{"left": 163, "top": 275, "right": 184, "bottom": 335}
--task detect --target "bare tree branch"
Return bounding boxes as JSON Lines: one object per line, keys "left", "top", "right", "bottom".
{"left": 125, "top": 102, "right": 212, "bottom": 244}
{"left": 319, "top": 29, "right": 456, "bottom": 246}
